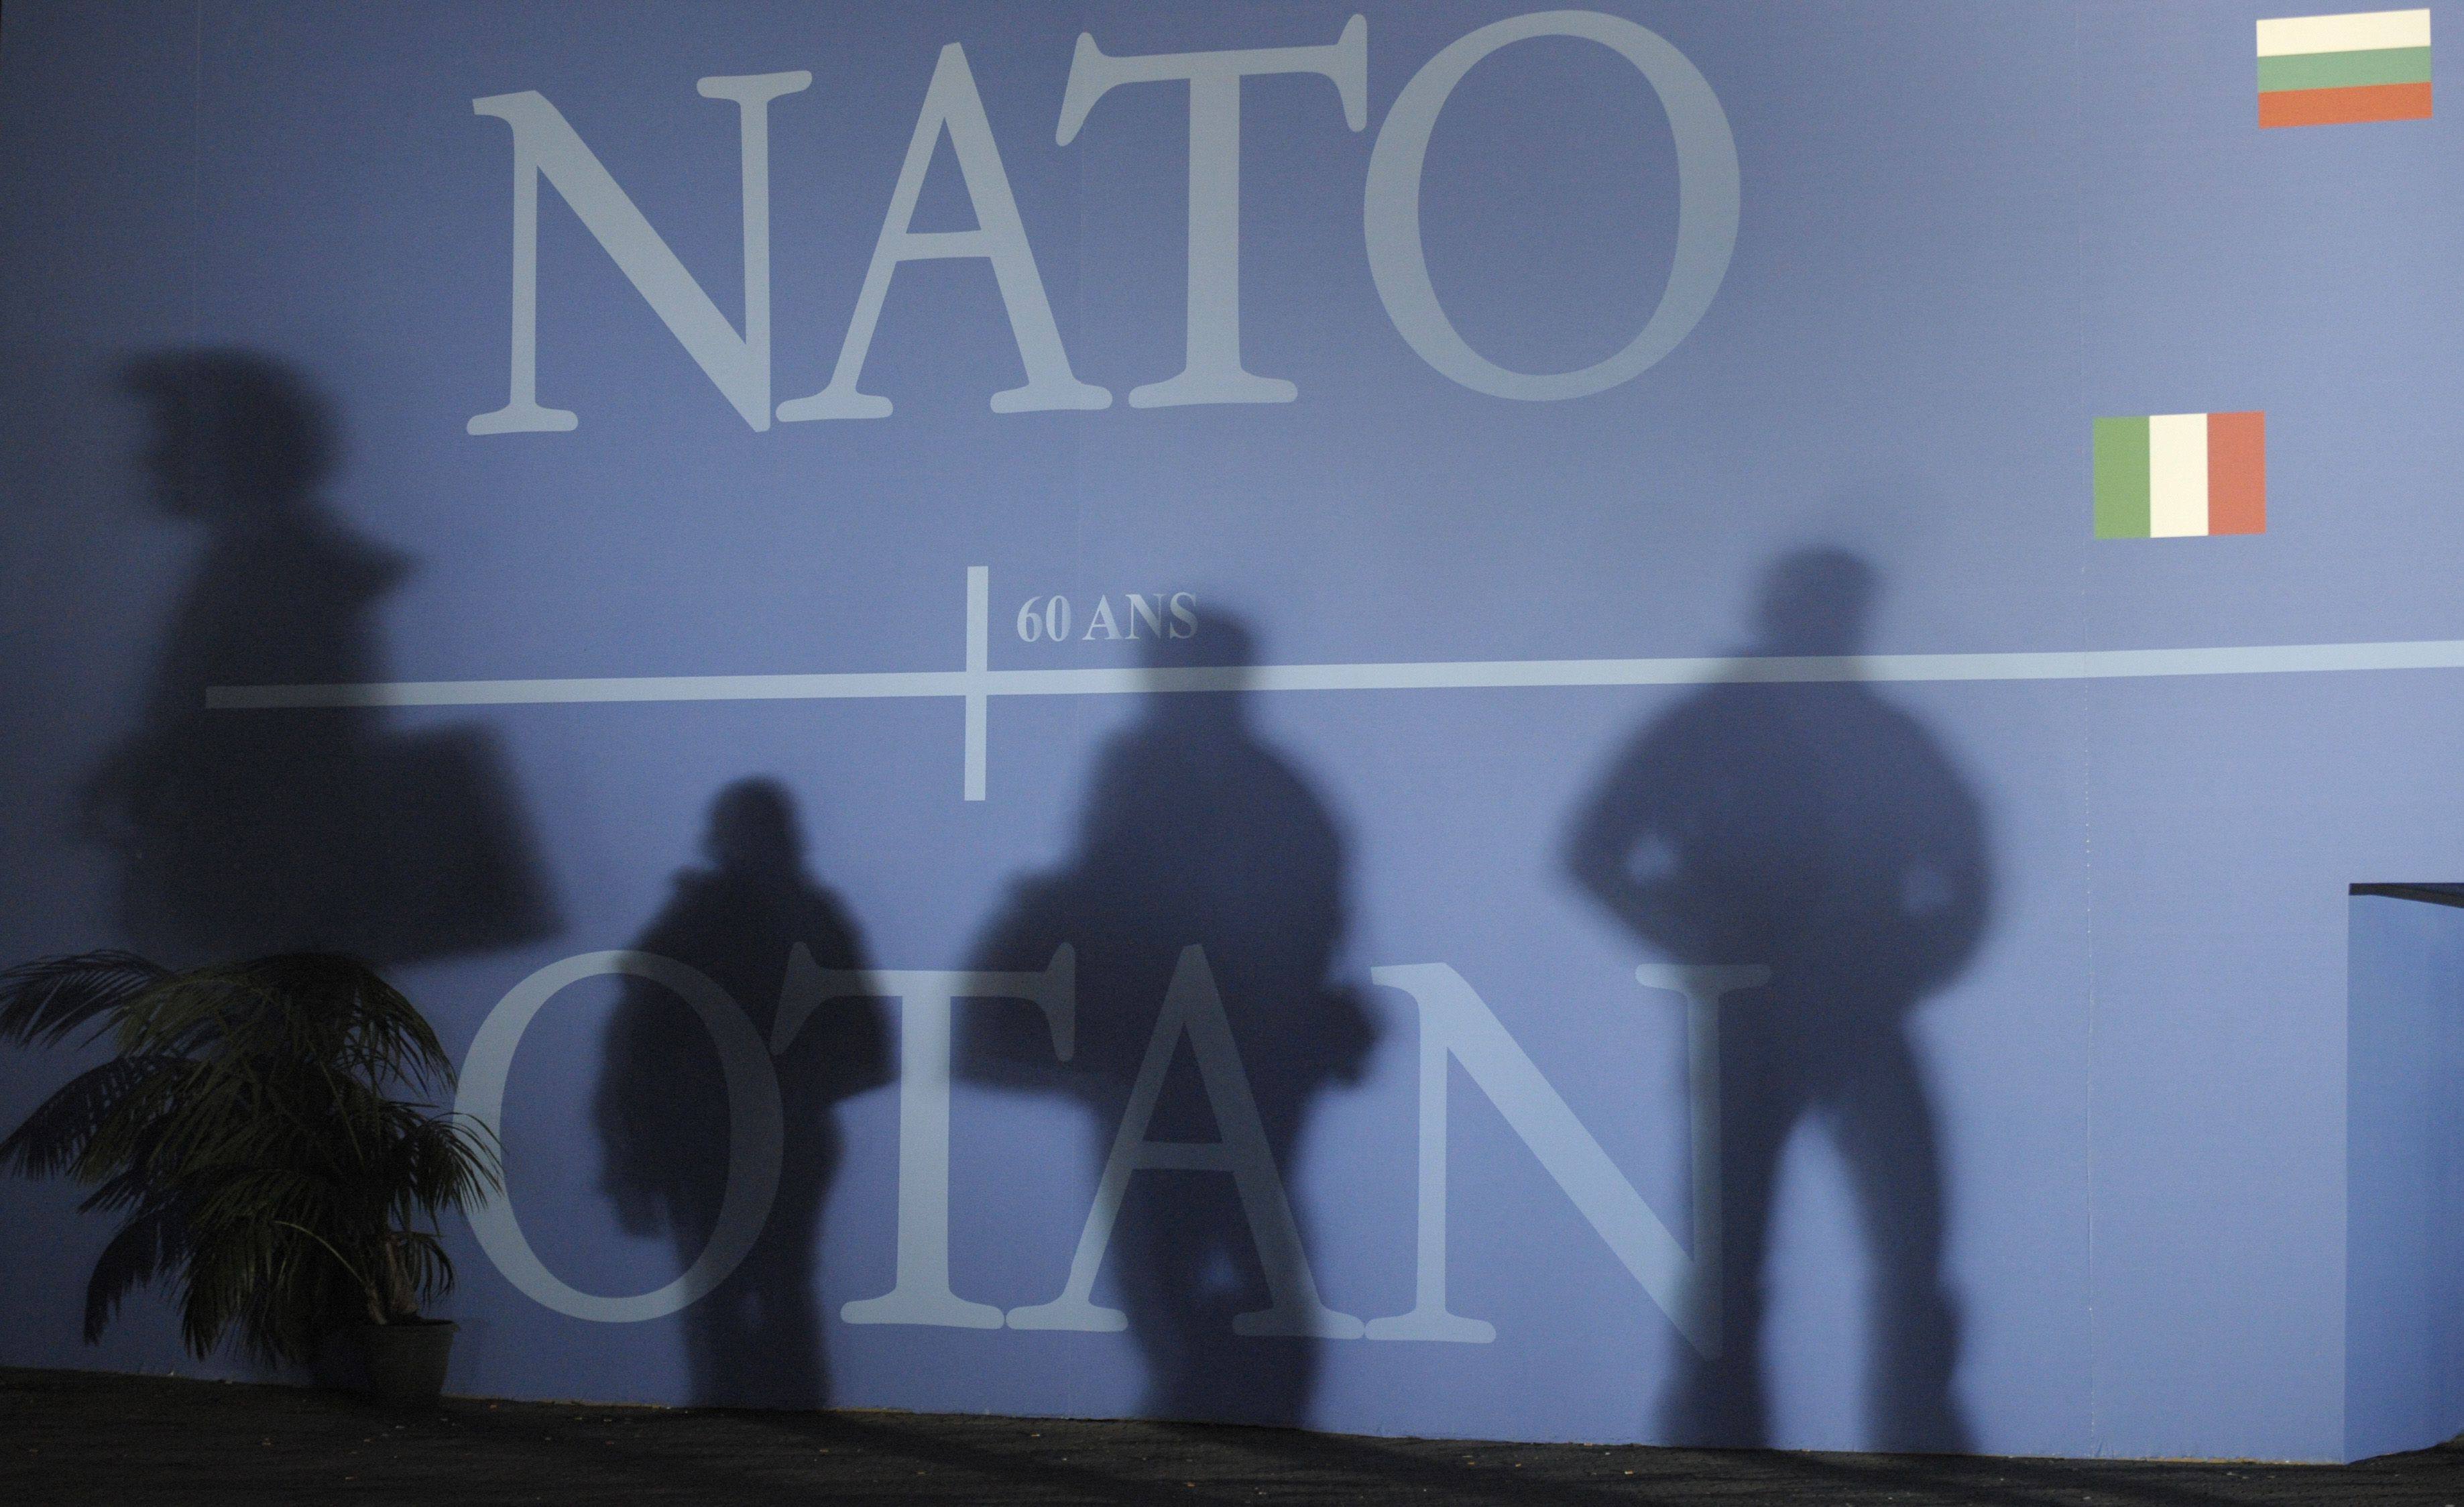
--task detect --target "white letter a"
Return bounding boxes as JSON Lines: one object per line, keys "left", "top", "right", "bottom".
{"left": 778, "top": 45, "right": 1109, "bottom": 421}
{"left": 1008, "top": 946, "right": 1360, "bottom": 1337}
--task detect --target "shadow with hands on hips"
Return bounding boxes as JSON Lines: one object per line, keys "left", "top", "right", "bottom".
{"left": 594, "top": 778, "right": 890, "bottom": 1409}
{"left": 81, "top": 348, "right": 555, "bottom": 966}
{"left": 959, "top": 610, "right": 1376, "bottom": 1429}
{"left": 1565, "top": 547, "right": 1989, "bottom": 1453}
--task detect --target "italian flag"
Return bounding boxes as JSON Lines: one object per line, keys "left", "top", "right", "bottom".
{"left": 2258, "top": 9, "right": 2432, "bottom": 127}
{"left": 2095, "top": 412, "right": 2267, "bottom": 539}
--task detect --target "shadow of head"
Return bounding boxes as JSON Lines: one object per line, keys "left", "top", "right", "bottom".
{"left": 1753, "top": 547, "right": 1877, "bottom": 658}
{"left": 121, "top": 349, "right": 337, "bottom": 522}
{"left": 1132, "top": 605, "right": 1262, "bottom": 721}
{"left": 705, "top": 777, "right": 806, "bottom": 878}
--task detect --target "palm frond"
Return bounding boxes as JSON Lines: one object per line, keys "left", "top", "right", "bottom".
{"left": 388, "top": 1231, "right": 457, "bottom": 1310}
{"left": 109, "top": 965, "right": 263, "bottom": 1060}
{"left": 0, "top": 1055, "right": 185, "bottom": 1179}
{"left": 187, "top": 1166, "right": 351, "bottom": 1231}
{"left": 82, "top": 1199, "right": 190, "bottom": 1343}
{"left": 72, "top": 1060, "right": 211, "bottom": 1187}
{"left": 75, "top": 1157, "right": 174, "bottom": 1219}
{"left": 0, "top": 952, "right": 171, "bottom": 1050}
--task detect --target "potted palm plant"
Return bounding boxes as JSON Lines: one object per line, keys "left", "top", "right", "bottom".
{"left": 0, "top": 950, "right": 500, "bottom": 1402}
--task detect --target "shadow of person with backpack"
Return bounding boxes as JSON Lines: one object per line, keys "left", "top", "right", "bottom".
{"left": 961, "top": 611, "right": 1376, "bottom": 1427}
{"left": 595, "top": 779, "right": 889, "bottom": 1408}
{"left": 84, "top": 349, "right": 554, "bottom": 967}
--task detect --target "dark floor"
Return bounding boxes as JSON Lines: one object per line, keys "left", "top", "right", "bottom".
{"left": 5, "top": 1366, "right": 2461, "bottom": 1506}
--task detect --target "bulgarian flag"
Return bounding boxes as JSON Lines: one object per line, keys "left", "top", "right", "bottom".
{"left": 2095, "top": 412, "right": 2267, "bottom": 539}
{"left": 2258, "top": 9, "right": 2432, "bottom": 127}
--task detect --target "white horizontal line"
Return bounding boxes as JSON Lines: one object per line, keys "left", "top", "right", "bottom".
{"left": 2256, "top": 9, "right": 2430, "bottom": 57}
{"left": 206, "top": 637, "right": 2464, "bottom": 710}
{"left": 207, "top": 669, "right": 972, "bottom": 708}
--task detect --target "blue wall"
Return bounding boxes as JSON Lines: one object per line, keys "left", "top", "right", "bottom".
{"left": 3, "top": 0, "right": 2462, "bottom": 1461}
{"left": 2348, "top": 893, "right": 2464, "bottom": 1461}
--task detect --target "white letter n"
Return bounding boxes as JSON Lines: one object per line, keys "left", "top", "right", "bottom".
{"left": 1365, "top": 962, "right": 1762, "bottom": 1355}
{"left": 469, "top": 72, "right": 809, "bottom": 435}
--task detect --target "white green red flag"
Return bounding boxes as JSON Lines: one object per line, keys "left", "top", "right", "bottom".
{"left": 2258, "top": 9, "right": 2432, "bottom": 126}
{"left": 2094, "top": 413, "right": 2267, "bottom": 539}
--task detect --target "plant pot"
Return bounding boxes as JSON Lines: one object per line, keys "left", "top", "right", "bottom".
{"left": 351, "top": 1319, "right": 457, "bottom": 1405}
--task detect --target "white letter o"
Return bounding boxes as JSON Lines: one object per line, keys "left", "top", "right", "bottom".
{"left": 1364, "top": 10, "right": 1739, "bottom": 400}
{"left": 457, "top": 950, "right": 783, "bottom": 1323}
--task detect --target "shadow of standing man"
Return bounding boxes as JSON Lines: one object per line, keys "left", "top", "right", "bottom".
{"left": 1566, "top": 549, "right": 1987, "bottom": 1452}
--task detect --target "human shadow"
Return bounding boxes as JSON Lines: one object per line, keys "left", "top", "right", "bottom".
{"left": 960, "top": 611, "right": 1376, "bottom": 1428}
{"left": 593, "top": 778, "right": 889, "bottom": 1408}
{"left": 1565, "top": 548, "right": 1989, "bottom": 1452}
{"left": 81, "top": 349, "right": 555, "bottom": 966}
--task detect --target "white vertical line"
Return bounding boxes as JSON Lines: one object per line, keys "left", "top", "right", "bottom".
{"left": 1411, "top": 997, "right": 1452, "bottom": 1319}
{"left": 963, "top": 565, "right": 990, "bottom": 801}
{"left": 1684, "top": 985, "right": 1722, "bottom": 1353}
{"left": 2148, "top": 412, "right": 2210, "bottom": 538}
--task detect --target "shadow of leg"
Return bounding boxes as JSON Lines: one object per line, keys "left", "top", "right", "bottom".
{"left": 1835, "top": 1025, "right": 1972, "bottom": 1453}
{"left": 1663, "top": 1049, "right": 1793, "bottom": 1447}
